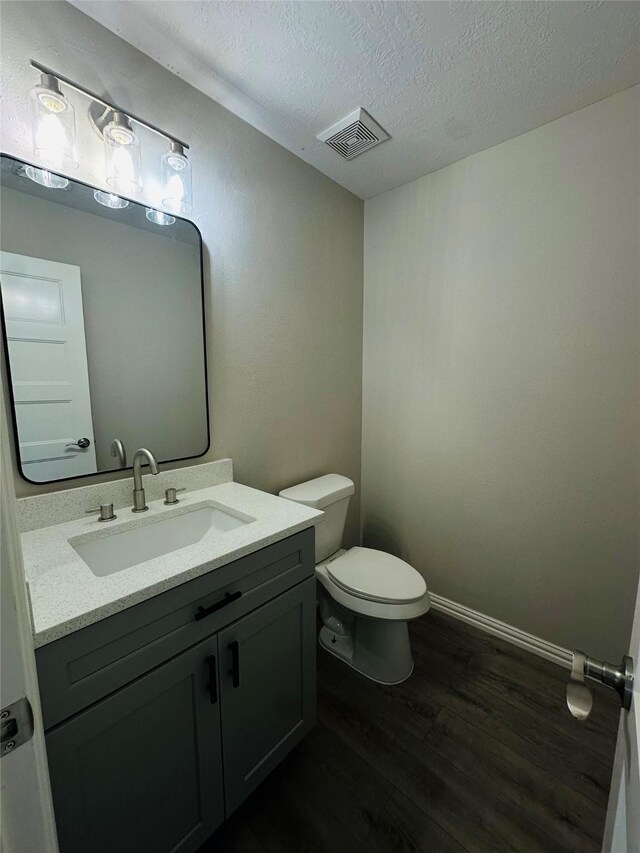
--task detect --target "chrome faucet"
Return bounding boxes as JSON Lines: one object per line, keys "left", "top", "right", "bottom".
{"left": 111, "top": 438, "right": 127, "bottom": 468}
{"left": 131, "top": 448, "right": 159, "bottom": 513}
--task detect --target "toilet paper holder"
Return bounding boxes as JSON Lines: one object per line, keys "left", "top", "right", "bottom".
{"left": 567, "top": 650, "right": 634, "bottom": 721}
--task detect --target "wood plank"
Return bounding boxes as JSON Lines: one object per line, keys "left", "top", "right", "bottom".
{"left": 427, "top": 708, "right": 604, "bottom": 852}
{"left": 318, "top": 676, "right": 561, "bottom": 852}
{"left": 317, "top": 647, "right": 441, "bottom": 740}
{"left": 293, "top": 721, "right": 395, "bottom": 843}
{"left": 403, "top": 635, "right": 497, "bottom": 727}
{"left": 422, "top": 610, "right": 619, "bottom": 729}
{"left": 474, "top": 698, "right": 614, "bottom": 809}
{"left": 244, "top": 750, "right": 368, "bottom": 853}
{"left": 471, "top": 638, "right": 619, "bottom": 724}
{"left": 410, "top": 612, "right": 616, "bottom": 801}
{"left": 365, "top": 788, "right": 466, "bottom": 853}
{"left": 463, "top": 654, "right": 617, "bottom": 764}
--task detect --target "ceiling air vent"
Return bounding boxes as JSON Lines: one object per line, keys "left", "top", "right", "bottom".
{"left": 317, "top": 108, "right": 389, "bottom": 161}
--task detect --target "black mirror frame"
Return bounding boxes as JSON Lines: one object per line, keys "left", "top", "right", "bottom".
{"left": 0, "top": 152, "right": 210, "bottom": 486}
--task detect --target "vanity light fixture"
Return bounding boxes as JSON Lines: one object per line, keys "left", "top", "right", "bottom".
{"left": 94, "top": 190, "right": 129, "bottom": 209}
{"left": 28, "top": 61, "right": 192, "bottom": 211}
{"left": 146, "top": 208, "right": 175, "bottom": 226}
{"left": 161, "top": 142, "right": 192, "bottom": 214}
{"left": 23, "top": 165, "right": 69, "bottom": 189}
{"left": 29, "top": 72, "right": 78, "bottom": 172}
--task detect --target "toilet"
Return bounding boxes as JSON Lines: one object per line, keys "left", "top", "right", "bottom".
{"left": 279, "top": 474, "right": 430, "bottom": 684}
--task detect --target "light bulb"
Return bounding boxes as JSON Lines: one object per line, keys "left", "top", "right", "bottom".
{"left": 105, "top": 125, "right": 136, "bottom": 146}
{"left": 94, "top": 190, "right": 129, "bottom": 209}
{"left": 29, "top": 74, "right": 77, "bottom": 170}
{"left": 103, "top": 111, "right": 142, "bottom": 195}
{"left": 36, "top": 113, "right": 67, "bottom": 158}
{"left": 146, "top": 208, "right": 175, "bottom": 226}
{"left": 24, "top": 165, "right": 69, "bottom": 189}
{"left": 161, "top": 142, "right": 192, "bottom": 214}
{"left": 166, "top": 173, "right": 185, "bottom": 203}
{"left": 35, "top": 89, "right": 66, "bottom": 113}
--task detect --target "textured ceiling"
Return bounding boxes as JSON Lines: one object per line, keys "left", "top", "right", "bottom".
{"left": 71, "top": 1, "right": 640, "bottom": 199}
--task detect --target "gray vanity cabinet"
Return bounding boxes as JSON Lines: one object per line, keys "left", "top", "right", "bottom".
{"left": 45, "top": 636, "right": 224, "bottom": 853}
{"left": 36, "top": 529, "right": 316, "bottom": 853}
{"left": 219, "top": 579, "right": 316, "bottom": 814}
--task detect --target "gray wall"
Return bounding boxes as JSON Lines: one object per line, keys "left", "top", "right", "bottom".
{"left": 0, "top": 2, "right": 364, "bottom": 545}
{"left": 362, "top": 87, "right": 639, "bottom": 661}
{"left": 1, "top": 186, "right": 206, "bottom": 471}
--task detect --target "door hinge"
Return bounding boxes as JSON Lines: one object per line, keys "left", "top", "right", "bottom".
{"left": 1, "top": 697, "right": 34, "bottom": 756}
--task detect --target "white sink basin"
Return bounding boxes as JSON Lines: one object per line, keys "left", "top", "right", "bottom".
{"left": 71, "top": 504, "right": 252, "bottom": 577}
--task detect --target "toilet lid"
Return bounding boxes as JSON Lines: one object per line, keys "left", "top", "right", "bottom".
{"left": 326, "top": 547, "right": 427, "bottom": 604}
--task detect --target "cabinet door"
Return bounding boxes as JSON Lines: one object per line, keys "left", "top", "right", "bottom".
{"left": 219, "top": 578, "right": 316, "bottom": 815}
{"left": 45, "top": 636, "right": 224, "bottom": 853}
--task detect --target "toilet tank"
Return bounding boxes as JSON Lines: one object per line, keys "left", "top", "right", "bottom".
{"left": 279, "top": 474, "right": 355, "bottom": 563}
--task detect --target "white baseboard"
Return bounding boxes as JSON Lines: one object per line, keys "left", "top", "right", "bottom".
{"left": 428, "top": 592, "right": 572, "bottom": 670}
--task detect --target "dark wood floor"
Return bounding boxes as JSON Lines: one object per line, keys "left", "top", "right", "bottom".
{"left": 203, "top": 610, "right": 619, "bottom": 853}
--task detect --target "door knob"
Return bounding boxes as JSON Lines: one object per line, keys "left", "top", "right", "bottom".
{"left": 567, "top": 649, "right": 634, "bottom": 720}
{"left": 65, "top": 437, "right": 91, "bottom": 449}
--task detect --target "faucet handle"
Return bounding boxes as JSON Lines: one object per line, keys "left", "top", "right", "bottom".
{"left": 86, "top": 504, "right": 116, "bottom": 522}
{"left": 164, "top": 488, "right": 186, "bottom": 505}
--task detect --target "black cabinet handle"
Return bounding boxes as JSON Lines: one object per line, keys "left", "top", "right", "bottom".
{"left": 195, "top": 590, "right": 242, "bottom": 621}
{"left": 228, "top": 641, "right": 240, "bottom": 689}
{"left": 205, "top": 655, "right": 217, "bottom": 704}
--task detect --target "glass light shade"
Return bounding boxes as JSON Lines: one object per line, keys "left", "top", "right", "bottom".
{"left": 146, "top": 208, "right": 175, "bottom": 226}
{"left": 103, "top": 111, "right": 142, "bottom": 195}
{"left": 161, "top": 143, "right": 192, "bottom": 214}
{"left": 94, "top": 190, "right": 129, "bottom": 209}
{"left": 29, "top": 74, "right": 77, "bottom": 170}
{"left": 24, "top": 165, "right": 69, "bottom": 189}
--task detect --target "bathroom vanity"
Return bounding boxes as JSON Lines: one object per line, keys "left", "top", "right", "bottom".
{"left": 19, "top": 477, "right": 321, "bottom": 853}
{"left": 2, "top": 146, "right": 324, "bottom": 851}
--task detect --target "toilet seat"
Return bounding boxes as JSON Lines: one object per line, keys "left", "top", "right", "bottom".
{"left": 326, "top": 547, "right": 426, "bottom": 605}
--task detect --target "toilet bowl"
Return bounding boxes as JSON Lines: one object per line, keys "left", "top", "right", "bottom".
{"left": 279, "top": 474, "right": 430, "bottom": 684}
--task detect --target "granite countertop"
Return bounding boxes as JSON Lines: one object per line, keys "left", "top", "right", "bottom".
{"left": 22, "top": 482, "right": 322, "bottom": 647}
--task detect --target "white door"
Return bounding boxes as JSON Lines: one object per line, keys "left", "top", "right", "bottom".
{"left": 0, "top": 392, "right": 58, "bottom": 852}
{"left": 0, "top": 251, "right": 96, "bottom": 482}
{"left": 602, "top": 575, "right": 640, "bottom": 852}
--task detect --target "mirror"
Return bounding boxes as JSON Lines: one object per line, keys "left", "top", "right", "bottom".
{"left": 0, "top": 155, "right": 209, "bottom": 484}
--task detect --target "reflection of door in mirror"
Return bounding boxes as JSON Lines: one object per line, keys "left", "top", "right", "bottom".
{"left": 0, "top": 251, "right": 97, "bottom": 482}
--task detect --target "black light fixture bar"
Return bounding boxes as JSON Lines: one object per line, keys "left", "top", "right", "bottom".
{"left": 30, "top": 59, "right": 189, "bottom": 150}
